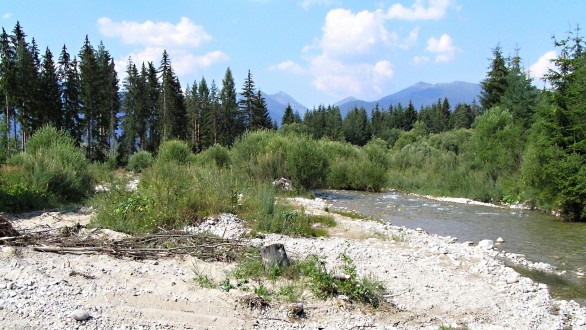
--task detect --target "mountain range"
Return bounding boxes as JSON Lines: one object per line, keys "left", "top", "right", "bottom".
{"left": 263, "top": 81, "right": 481, "bottom": 124}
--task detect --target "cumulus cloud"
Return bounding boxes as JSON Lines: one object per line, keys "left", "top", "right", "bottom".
{"left": 2, "top": 13, "right": 12, "bottom": 19}
{"left": 385, "top": 0, "right": 452, "bottom": 20}
{"left": 425, "top": 33, "right": 459, "bottom": 62}
{"left": 280, "top": 2, "right": 455, "bottom": 100}
{"left": 99, "top": 17, "right": 228, "bottom": 80}
{"left": 269, "top": 60, "right": 307, "bottom": 74}
{"left": 309, "top": 55, "right": 394, "bottom": 98}
{"left": 98, "top": 17, "right": 212, "bottom": 48}
{"left": 528, "top": 50, "right": 556, "bottom": 82}
{"left": 320, "top": 8, "right": 391, "bottom": 57}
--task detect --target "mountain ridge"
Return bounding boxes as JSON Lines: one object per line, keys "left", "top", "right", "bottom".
{"left": 262, "top": 81, "right": 481, "bottom": 124}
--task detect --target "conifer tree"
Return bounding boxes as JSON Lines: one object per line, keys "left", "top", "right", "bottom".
{"left": 185, "top": 81, "right": 200, "bottom": 150}
{"left": 501, "top": 50, "right": 540, "bottom": 129}
{"left": 282, "top": 104, "right": 295, "bottom": 125}
{"left": 219, "top": 67, "right": 239, "bottom": 146}
{"left": 145, "top": 62, "right": 160, "bottom": 152}
{"left": 343, "top": 106, "right": 370, "bottom": 146}
{"left": 251, "top": 90, "right": 271, "bottom": 130}
{"left": 239, "top": 70, "right": 256, "bottom": 130}
{"left": 0, "top": 27, "right": 16, "bottom": 151}
{"left": 197, "top": 77, "right": 210, "bottom": 148}
{"left": 57, "top": 45, "right": 82, "bottom": 143}
{"left": 158, "top": 50, "right": 186, "bottom": 141}
{"left": 38, "top": 47, "right": 61, "bottom": 130}
{"left": 480, "top": 45, "right": 509, "bottom": 111}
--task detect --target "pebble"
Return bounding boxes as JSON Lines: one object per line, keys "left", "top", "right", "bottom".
{"left": 478, "top": 240, "right": 494, "bottom": 250}
{"left": 2, "top": 246, "right": 17, "bottom": 257}
{"left": 70, "top": 309, "right": 91, "bottom": 321}
{"left": 496, "top": 237, "right": 505, "bottom": 243}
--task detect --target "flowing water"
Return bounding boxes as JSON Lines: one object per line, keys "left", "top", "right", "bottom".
{"left": 321, "top": 189, "right": 586, "bottom": 303}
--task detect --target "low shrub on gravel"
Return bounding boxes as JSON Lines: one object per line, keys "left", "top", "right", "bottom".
{"left": 198, "top": 250, "right": 386, "bottom": 308}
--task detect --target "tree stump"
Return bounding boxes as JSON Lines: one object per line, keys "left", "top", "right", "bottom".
{"left": 260, "top": 243, "right": 290, "bottom": 272}
{"left": 0, "top": 216, "right": 19, "bottom": 239}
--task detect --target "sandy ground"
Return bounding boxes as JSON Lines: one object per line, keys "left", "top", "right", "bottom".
{"left": 1, "top": 199, "right": 586, "bottom": 329}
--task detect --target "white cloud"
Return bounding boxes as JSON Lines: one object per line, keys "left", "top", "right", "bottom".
{"left": 425, "top": 33, "right": 459, "bottom": 62}
{"left": 412, "top": 55, "right": 430, "bottom": 65}
{"left": 269, "top": 60, "right": 307, "bottom": 74}
{"left": 99, "top": 17, "right": 228, "bottom": 81}
{"left": 528, "top": 50, "right": 556, "bottom": 82}
{"left": 320, "top": 8, "right": 391, "bottom": 57}
{"left": 115, "top": 48, "right": 229, "bottom": 80}
{"left": 2, "top": 13, "right": 12, "bottom": 19}
{"left": 309, "top": 55, "right": 394, "bottom": 98}
{"left": 386, "top": 0, "right": 452, "bottom": 20}
{"left": 299, "top": 0, "right": 336, "bottom": 10}
{"left": 283, "top": 2, "right": 455, "bottom": 100}
{"left": 98, "top": 17, "right": 212, "bottom": 48}
{"left": 400, "top": 27, "right": 419, "bottom": 49}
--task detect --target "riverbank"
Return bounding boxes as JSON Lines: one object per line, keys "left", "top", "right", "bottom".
{"left": 1, "top": 198, "right": 586, "bottom": 329}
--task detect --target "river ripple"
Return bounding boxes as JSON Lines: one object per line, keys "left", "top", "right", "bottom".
{"left": 320, "top": 189, "right": 586, "bottom": 303}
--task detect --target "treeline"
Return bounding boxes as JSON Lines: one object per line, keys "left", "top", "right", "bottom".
{"left": 2, "top": 21, "right": 586, "bottom": 221}
{"left": 0, "top": 22, "right": 273, "bottom": 163}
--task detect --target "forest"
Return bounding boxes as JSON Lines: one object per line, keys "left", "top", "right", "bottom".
{"left": 1, "top": 21, "right": 586, "bottom": 223}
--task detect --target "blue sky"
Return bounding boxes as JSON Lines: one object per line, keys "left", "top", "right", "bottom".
{"left": 1, "top": 0, "right": 584, "bottom": 108}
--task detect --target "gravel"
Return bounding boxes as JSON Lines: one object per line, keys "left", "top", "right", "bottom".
{"left": 1, "top": 197, "right": 585, "bottom": 329}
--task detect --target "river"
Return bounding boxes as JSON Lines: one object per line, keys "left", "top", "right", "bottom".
{"left": 320, "top": 189, "right": 586, "bottom": 304}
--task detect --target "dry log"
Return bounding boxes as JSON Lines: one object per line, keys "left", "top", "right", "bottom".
{"left": 260, "top": 243, "right": 290, "bottom": 271}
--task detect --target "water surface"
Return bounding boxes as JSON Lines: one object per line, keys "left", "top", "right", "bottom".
{"left": 321, "top": 190, "right": 586, "bottom": 303}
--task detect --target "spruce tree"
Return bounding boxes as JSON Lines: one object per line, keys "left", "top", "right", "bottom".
{"left": 185, "top": 81, "right": 200, "bottom": 150}
{"left": 197, "top": 77, "right": 210, "bottom": 148}
{"left": 219, "top": 67, "right": 239, "bottom": 146}
{"left": 282, "top": 104, "right": 295, "bottom": 125}
{"left": 343, "top": 106, "right": 370, "bottom": 146}
{"left": 0, "top": 27, "right": 16, "bottom": 151}
{"left": 38, "top": 47, "right": 62, "bottom": 130}
{"left": 239, "top": 70, "right": 256, "bottom": 130}
{"left": 480, "top": 45, "right": 509, "bottom": 111}
{"left": 57, "top": 45, "right": 82, "bottom": 143}
{"left": 251, "top": 90, "right": 271, "bottom": 130}
{"left": 78, "top": 35, "right": 100, "bottom": 160}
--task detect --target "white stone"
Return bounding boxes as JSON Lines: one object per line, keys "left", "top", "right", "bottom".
{"left": 70, "top": 309, "right": 90, "bottom": 321}
{"left": 1, "top": 246, "right": 16, "bottom": 257}
{"left": 415, "top": 228, "right": 423, "bottom": 232}
{"left": 496, "top": 237, "right": 505, "bottom": 243}
{"left": 478, "top": 240, "right": 494, "bottom": 250}
{"left": 506, "top": 276, "right": 519, "bottom": 284}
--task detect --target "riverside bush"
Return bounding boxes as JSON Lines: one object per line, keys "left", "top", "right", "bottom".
{"left": 156, "top": 140, "right": 193, "bottom": 165}
{"left": 0, "top": 126, "right": 93, "bottom": 211}
{"left": 127, "top": 150, "right": 154, "bottom": 173}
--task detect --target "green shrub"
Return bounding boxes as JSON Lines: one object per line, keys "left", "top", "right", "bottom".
{"left": 195, "top": 144, "right": 231, "bottom": 168}
{"left": 285, "top": 137, "right": 328, "bottom": 188}
{"left": 156, "top": 140, "right": 193, "bottom": 165}
{"left": 127, "top": 150, "right": 154, "bottom": 173}
{"left": 0, "top": 126, "right": 93, "bottom": 211}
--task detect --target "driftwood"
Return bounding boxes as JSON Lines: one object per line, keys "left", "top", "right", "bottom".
{"left": 260, "top": 243, "right": 290, "bottom": 271}
{"left": 21, "top": 230, "right": 244, "bottom": 261}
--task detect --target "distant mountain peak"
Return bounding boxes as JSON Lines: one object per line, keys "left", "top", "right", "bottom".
{"left": 334, "top": 96, "right": 358, "bottom": 106}
{"left": 335, "top": 81, "right": 481, "bottom": 117}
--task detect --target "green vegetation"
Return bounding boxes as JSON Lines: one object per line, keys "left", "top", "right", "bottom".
{"left": 0, "top": 126, "right": 93, "bottom": 212}
{"left": 127, "top": 150, "right": 154, "bottom": 173}
{"left": 203, "top": 250, "right": 385, "bottom": 307}
{"left": 1, "top": 22, "right": 586, "bottom": 221}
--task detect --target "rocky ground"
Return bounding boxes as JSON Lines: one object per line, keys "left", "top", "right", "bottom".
{"left": 1, "top": 198, "right": 586, "bottom": 329}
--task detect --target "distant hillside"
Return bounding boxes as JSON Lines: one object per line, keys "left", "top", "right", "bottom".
{"left": 336, "top": 81, "right": 481, "bottom": 117}
{"left": 262, "top": 91, "right": 308, "bottom": 125}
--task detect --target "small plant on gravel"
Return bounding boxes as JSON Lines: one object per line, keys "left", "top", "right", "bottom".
{"left": 192, "top": 264, "right": 217, "bottom": 289}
